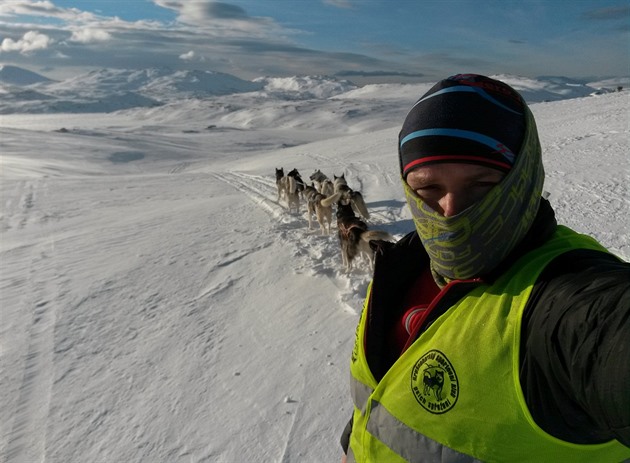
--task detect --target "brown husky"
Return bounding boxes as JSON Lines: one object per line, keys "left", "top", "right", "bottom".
{"left": 336, "top": 201, "right": 393, "bottom": 272}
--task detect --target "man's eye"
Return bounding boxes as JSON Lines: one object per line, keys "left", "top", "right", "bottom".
{"left": 415, "top": 186, "right": 441, "bottom": 197}
{"left": 413, "top": 182, "right": 439, "bottom": 190}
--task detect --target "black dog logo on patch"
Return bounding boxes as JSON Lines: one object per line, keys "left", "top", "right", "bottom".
{"left": 411, "top": 350, "right": 458, "bottom": 414}
{"left": 423, "top": 368, "right": 445, "bottom": 401}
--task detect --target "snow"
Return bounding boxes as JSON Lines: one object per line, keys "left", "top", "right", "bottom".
{"left": 1, "top": 67, "right": 629, "bottom": 462}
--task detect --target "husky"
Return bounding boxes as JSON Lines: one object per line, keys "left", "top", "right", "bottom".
{"left": 309, "top": 169, "right": 329, "bottom": 193}
{"left": 287, "top": 168, "right": 306, "bottom": 198}
{"left": 275, "top": 167, "right": 286, "bottom": 201}
{"left": 303, "top": 184, "right": 341, "bottom": 235}
{"left": 336, "top": 201, "right": 393, "bottom": 272}
{"left": 285, "top": 175, "right": 300, "bottom": 214}
{"left": 333, "top": 174, "right": 370, "bottom": 220}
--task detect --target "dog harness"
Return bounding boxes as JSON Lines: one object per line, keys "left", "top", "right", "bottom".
{"left": 338, "top": 222, "right": 366, "bottom": 239}
{"left": 347, "top": 226, "right": 630, "bottom": 462}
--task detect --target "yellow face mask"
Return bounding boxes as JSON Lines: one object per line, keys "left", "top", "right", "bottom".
{"left": 403, "top": 108, "right": 545, "bottom": 284}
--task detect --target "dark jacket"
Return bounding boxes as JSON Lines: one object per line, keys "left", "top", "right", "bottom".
{"left": 341, "top": 199, "right": 630, "bottom": 452}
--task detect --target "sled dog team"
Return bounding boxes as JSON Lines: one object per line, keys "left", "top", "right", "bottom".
{"left": 275, "top": 167, "right": 394, "bottom": 272}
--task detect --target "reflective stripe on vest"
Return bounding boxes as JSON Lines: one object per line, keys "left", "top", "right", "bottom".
{"left": 350, "top": 373, "right": 373, "bottom": 414}
{"left": 348, "top": 226, "right": 630, "bottom": 462}
{"left": 367, "top": 400, "right": 480, "bottom": 463}
{"left": 349, "top": 375, "right": 478, "bottom": 462}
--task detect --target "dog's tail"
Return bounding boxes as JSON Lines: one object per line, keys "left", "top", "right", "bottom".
{"left": 360, "top": 230, "right": 395, "bottom": 243}
{"left": 351, "top": 191, "right": 370, "bottom": 220}
{"left": 320, "top": 192, "right": 342, "bottom": 207}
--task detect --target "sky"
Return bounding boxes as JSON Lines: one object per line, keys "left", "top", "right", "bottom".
{"left": 1, "top": 77, "right": 628, "bottom": 461}
{"left": 0, "top": 1, "right": 629, "bottom": 84}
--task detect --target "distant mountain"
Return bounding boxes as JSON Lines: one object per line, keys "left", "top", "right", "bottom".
{"left": 254, "top": 75, "right": 358, "bottom": 99}
{"left": 0, "top": 64, "right": 55, "bottom": 86}
{"left": 333, "top": 74, "right": 613, "bottom": 104}
{"left": 47, "top": 67, "right": 264, "bottom": 98}
{"left": 587, "top": 76, "right": 629, "bottom": 90}
{"left": 46, "top": 68, "right": 173, "bottom": 93}
{"left": 535, "top": 76, "right": 588, "bottom": 85}
{"left": 488, "top": 74, "right": 602, "bottom": 102}
{"left": 0, "top": 67, "right": 626, "bottom": 115}
{"left": 0, "top": 67, "right": 266, "bottom": 114}
{"left": 142, "top": 69, "right": 264, "bottom": 97}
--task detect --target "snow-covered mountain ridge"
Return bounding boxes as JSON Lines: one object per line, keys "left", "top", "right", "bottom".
{"left": 0, "top": 64, "right": 627, "bottom": 115}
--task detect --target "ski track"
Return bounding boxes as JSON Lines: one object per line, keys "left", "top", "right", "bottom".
{"left": 2, "top": 180, "right": 63, "bottom": 463}
{"left": 168, "top": 162, "right": 191, "bottom": 174}
{"left": 2, "top": 180, "right": 36, "bottom": 233}
{"left": 278, "top": 400, "right": 304, "bottom": 463}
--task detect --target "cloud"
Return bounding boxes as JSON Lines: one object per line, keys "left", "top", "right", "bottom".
{"left": 323, "top": 0, "right": 354, "bottom": 9}
{"left": 0, "top": 1, "right": 60, "bottom": 17}
{"left": 581, "top": 5, "right": 630, "bottom": 21}
{"left": 336, "top": 70, "right": 424, "bottom": 78}
{"left": 153, "top": 1, "right": 250, "bottom": 23}
{"left": 202, "top": 2, "right": 248, "bottom": 19}
{"left": 149, "top": 0, "right": 286, "bottom": 41}
{"left": 3, "top": 1, "right": 622, "bottom": 84}
{"left": 0, "top": 1, "right": 390, "bottom": 80}
{"left": 70, "top": 28, "right": 111, "bottom": 43}
{"left": 1, "top": 30, "right": 51, "bottom": 53}
{"left": 179, "top": 50, "right": 195, "bottom": 60}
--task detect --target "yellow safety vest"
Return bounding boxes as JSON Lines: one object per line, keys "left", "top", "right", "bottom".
{"left": 349, "top": 226, "right": 630, "bottom": 463}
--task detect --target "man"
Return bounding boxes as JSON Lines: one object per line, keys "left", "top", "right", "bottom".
{"left": 341, "top": 74, "right": 629, "bottom": 462}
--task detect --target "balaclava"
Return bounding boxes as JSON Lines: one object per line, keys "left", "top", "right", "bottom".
{"left": 399, "top": 74, "right": 545, "bottom": 285}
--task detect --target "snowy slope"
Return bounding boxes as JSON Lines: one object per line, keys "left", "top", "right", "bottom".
{"left": 0, "top": 75, "right": 628, "bottom": 462}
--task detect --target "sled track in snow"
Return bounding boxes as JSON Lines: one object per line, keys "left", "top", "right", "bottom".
{"left": 209, "top": 171, "right": 293, "bottom": 224}
{"left": 2, "top": 180, "right": 37, "bottom": 233}
{"left": 2, "top": 181, "right": 61, "bottom": 463}
{"left": 209, "top": 170, "right": 379, "bottom": 314}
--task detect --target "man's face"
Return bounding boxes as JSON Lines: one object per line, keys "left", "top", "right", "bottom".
{"left": 405, "top": 163, "right": 505, "bottom": 217}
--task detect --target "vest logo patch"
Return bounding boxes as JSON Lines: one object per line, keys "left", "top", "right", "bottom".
{"left": 411, "top": 350, "right": 459, "bottom": 414}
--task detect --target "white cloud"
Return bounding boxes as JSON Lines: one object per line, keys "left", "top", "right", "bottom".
{"left": 323, "top": 0, "right": 353, "bottom": 9}
{"left": 53, "top": 50, "right": 70, "bottom": 59}
{"left": 151, "top": 0, "right": 280, "bottom": 35}
{"left": 69, "top": 28, "right": 111, "bottom": 43}
{"left": 153, "top": 1, "right": 248, "bottom": 22}
{"left": 179, "top": 50, "right": 195, "bottom": 60}
{"left": 1, "top": 30, "right": 51, "bottom": 53}
{"left": 0, "top": 1, "right": 58, "bottom": 16}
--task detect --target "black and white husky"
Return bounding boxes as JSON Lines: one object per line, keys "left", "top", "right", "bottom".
{"left": 287, "top": 168, "right": 306, "bottom": 198}
{"left": 336, "top": 201, "right": 393, "bottom": 272}
{"left": 333, "top": 174, "right": 370, "bottom": 220}
{"left": 275, "top": 167, "right": 300, "bottom": 213}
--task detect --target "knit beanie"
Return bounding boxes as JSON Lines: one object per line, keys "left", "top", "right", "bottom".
{"left": 399, "top": 74, "right": 545, "bottom": 284}
{"left": 399, "top": 74, "right": 525, "bottom": 178}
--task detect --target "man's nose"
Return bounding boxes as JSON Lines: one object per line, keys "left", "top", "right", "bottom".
{"left": 439, "top": 193, "right": 469, "bottom": 217}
